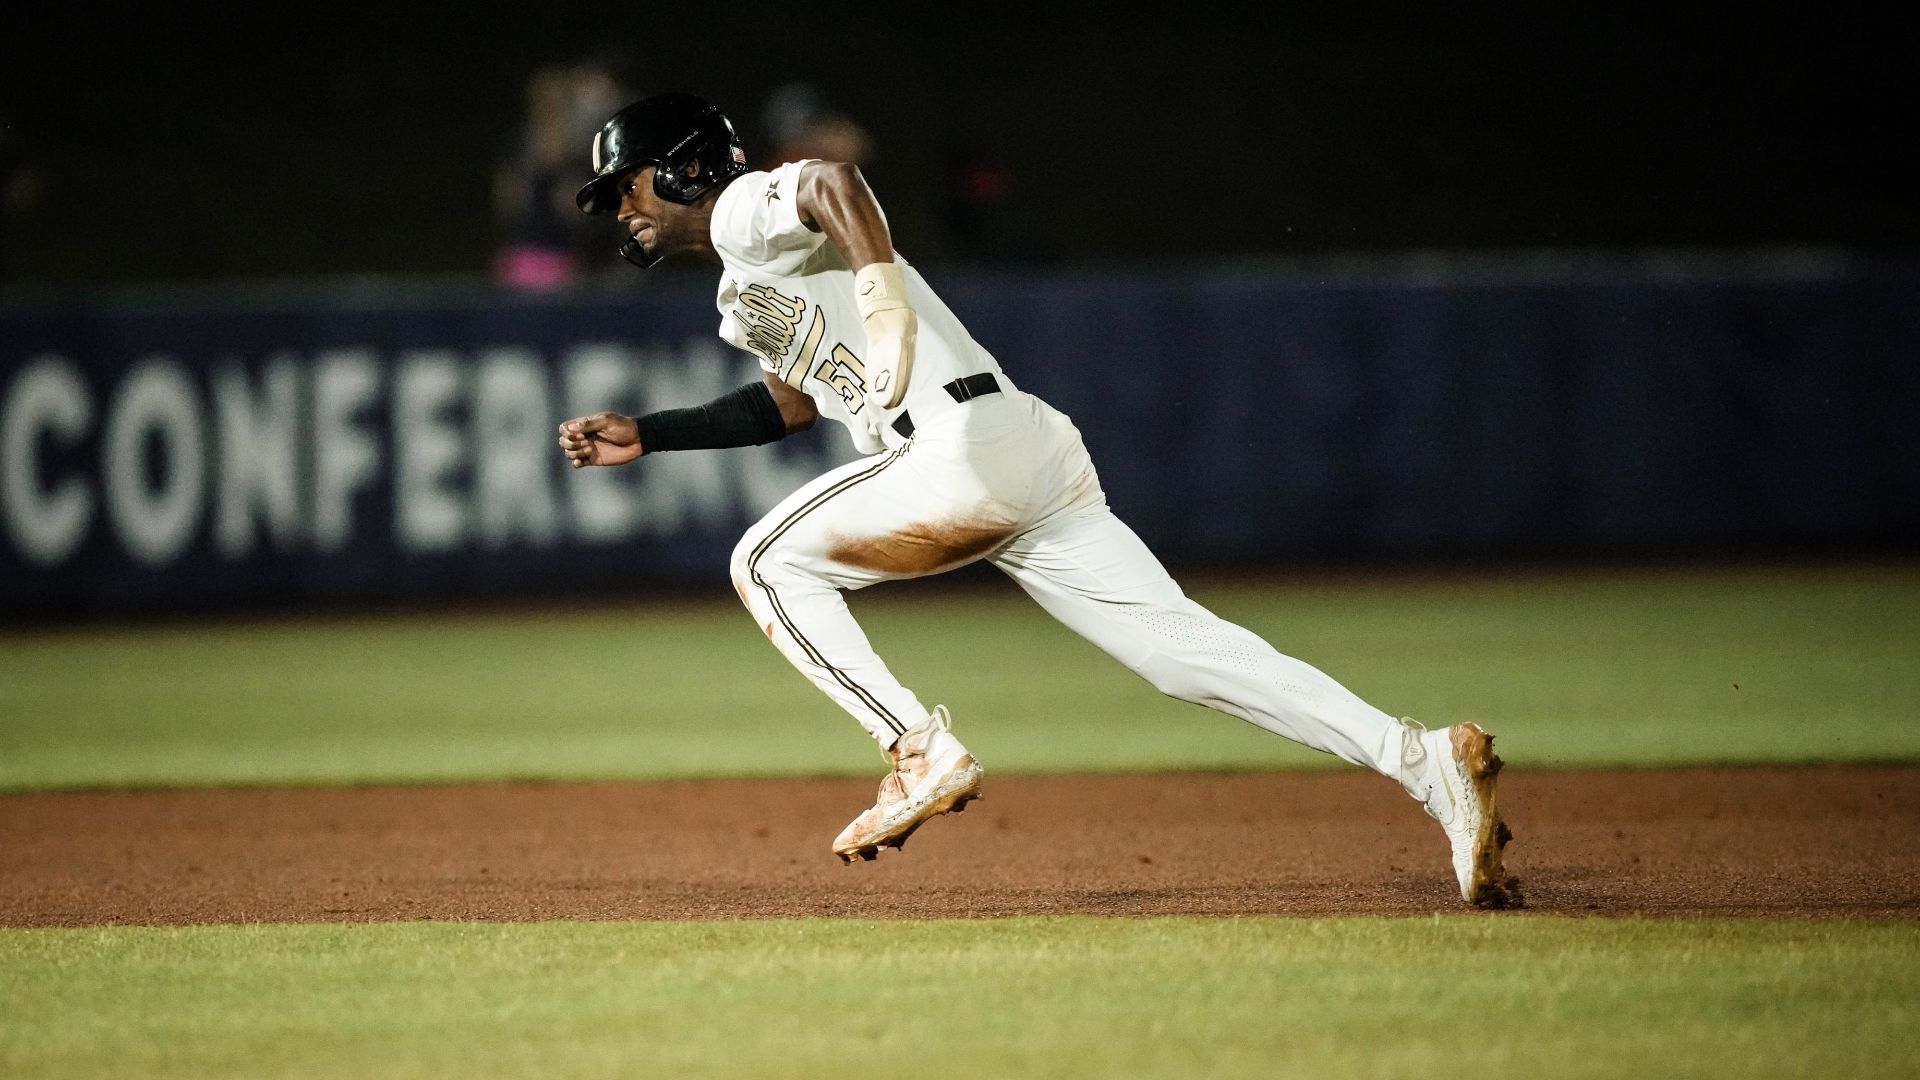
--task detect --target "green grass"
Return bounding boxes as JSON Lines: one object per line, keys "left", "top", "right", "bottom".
{"left": 6, "top": 566, "right": 1918, "bottom": 1080}
{"left": 3, "top": 560, "right": 1917, "bottom": 791}
{"left": 3, "top": 917, "right": 1916, "bottom": 1079}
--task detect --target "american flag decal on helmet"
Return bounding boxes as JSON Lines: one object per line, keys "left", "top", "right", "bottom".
{"left": 732, "top": 147, "right": 747, "bottom": 166}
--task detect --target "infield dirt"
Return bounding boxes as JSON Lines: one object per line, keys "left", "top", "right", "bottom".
{"left": 4, "top": 765, "right": 1915, "bottom": 926}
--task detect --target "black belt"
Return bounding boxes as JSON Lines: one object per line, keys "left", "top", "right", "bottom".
{"left": 890, "top": 373, "right": 1001, "bottom": 438}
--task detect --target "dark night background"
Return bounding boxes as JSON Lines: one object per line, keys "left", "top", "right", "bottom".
{"left": 3, "top": 8, "right": 1913, "bottom": 292}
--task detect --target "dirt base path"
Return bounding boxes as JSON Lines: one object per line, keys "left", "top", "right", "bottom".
{"left": 4, "top": 765, "right": 1916, "bottom": 926}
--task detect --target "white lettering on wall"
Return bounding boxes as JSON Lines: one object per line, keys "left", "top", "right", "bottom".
{"left": 393, "top": 351, "right": 466, "bottom": 553}
{"left": 103, "top": 356, "right": 205, "bottom": 566}
{"left": 1, "top": 339, "right": 852, "bottom": 591}
{"left": 473, "top": 349, "right": 557, "bottom": 549}
{"left": 634, "top": 342, "right": 732, "bottom": 537}
{"left": 1, "top": 355, "right": 94, "bottom": 566}
{"left": 561, "top": 344, "right": 641, "bottom": 543}
{"left": 213, "top": 357, "right": 303, "bottom": 559}
{"left": 311, "top": 349, "right": 381, "bottom": 553}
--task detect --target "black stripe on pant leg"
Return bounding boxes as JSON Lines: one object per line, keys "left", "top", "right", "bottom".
{"left": 748, "top": 443, "right": 912, "bottom": 736}
{"left": 750, "top": 446, "right": 909, "bottom": 735}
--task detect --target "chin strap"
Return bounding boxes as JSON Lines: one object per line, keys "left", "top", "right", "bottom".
{"left": 620, "top": 237, "right": 660, "bottom": 269}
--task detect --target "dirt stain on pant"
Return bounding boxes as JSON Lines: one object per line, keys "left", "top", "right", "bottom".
{"left": 828, "top": 516, "right": 1018, "bottom": 576}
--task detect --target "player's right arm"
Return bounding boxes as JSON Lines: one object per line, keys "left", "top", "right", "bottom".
{"left": 795, "top": 161, "right": 915, "bottom": 409}
{"left": 761, "top": 371, "right": 819, "bottom": 431}
{"left": 557, "top": 371, "right": 817, "bottom": 468}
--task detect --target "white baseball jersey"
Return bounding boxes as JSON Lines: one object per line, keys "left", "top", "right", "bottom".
{"left": 710, "top": 160, "right": 1003, "bottom": 455}
{"left": 703, "top": 158, "right": 1410, "bottom": 806}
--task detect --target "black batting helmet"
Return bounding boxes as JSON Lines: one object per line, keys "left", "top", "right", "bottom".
{"left": 576, "top": 92, "right": 748, "bottom": 216}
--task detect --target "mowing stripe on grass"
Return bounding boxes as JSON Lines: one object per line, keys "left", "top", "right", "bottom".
{"left": 4, "top": 916, "right": 1917, "bottom": 1079}
{"left": 3, "top": 561, "right": 1917, "bottom": 790}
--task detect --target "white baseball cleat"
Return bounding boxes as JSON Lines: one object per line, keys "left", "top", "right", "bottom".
{"left": 1400, "top": 719, "right": 1520, "bottom": 908}
{"left": 833, "top": 705, "right": 983, "bottom": 863}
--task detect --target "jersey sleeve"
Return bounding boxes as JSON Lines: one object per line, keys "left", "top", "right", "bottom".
{"left": 710, "top": 161, "right": 825, "bottom": 277}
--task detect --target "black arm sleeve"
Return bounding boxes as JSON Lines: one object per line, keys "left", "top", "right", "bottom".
{"left": 634, "top": 381, "right": 789, "bottom": 454}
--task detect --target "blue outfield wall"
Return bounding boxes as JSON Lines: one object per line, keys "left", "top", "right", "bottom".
{"left": 2, "top": 250, "right": 1916, "bottom": 619}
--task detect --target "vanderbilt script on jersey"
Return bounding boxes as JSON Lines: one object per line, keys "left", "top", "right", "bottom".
{"left": 709, "top": 161, "right": 997, "bottom": 456}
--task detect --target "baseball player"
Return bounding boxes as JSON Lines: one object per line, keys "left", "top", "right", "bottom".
{"left": 557, "top": 92, "right": 1517, "bottom": 907}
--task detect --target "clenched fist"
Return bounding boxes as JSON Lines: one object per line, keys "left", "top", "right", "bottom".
{"left": 557, "top": 412, "right": 644, "bottom": 468}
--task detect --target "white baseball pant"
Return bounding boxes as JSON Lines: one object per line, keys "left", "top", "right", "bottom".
{"left": 727, "top": 377, "right": 1406, "bottom": 779}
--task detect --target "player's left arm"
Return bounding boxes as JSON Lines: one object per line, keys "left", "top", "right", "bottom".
{"left": 796, "top": 160, "right": 916, "bottom": 408}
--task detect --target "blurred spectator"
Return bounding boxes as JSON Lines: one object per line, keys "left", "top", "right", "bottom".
{"left": 492, "top": 61, "right": 629, "bottom": 290}
{"left": 759, "top": 81, "right": 874, "bottom": 168}
{"left": 1, "top": 113, "right": 43, "bottom": 284}
{"left": 943, "top": 141, "right": 1050, "bottom": 267}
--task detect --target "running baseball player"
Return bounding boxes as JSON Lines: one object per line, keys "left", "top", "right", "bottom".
{"left": 558, "top": 92, "right": 1518, "bottom": 907}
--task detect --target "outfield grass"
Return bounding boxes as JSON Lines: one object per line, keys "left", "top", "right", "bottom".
{"left": 3, "top": 560, "right": 1916, "bottom": 790}
{"left": 4, "top": 917, "right": 1915, "bottom": 1080}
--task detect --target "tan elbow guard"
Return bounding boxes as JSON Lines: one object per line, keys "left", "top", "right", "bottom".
{"left": 854, "top": 262, "right": 916, "bottom": 410}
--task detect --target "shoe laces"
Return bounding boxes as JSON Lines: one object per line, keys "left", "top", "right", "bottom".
{"left": 900, "top": 706, "right": 956, "bottom": 758}
{"left": 873, "top": 706, "right": 954, "bottom": 805}
{"left": 875, "top": 768, "right": 908, "bottom": 805}
{"left": 1398, "top": 717, "right": 1455, "bottom": 820}
{"left": 1397, "top": 718, "right": 1432, "bottom": 783}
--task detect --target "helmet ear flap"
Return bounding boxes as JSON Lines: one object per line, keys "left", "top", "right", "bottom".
{"left": 649, "top": 109, "right": 746, "bottom": 205}
{"left": 651, "top": 157, "right": 706, "bottom": 203}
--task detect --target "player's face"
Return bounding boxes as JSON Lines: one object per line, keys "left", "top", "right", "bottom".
{"left": 614, "top": 163, "right": 712, "bottom": 263}
{"left": 614, "top": 166, "right": 678, "bottom": 261}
